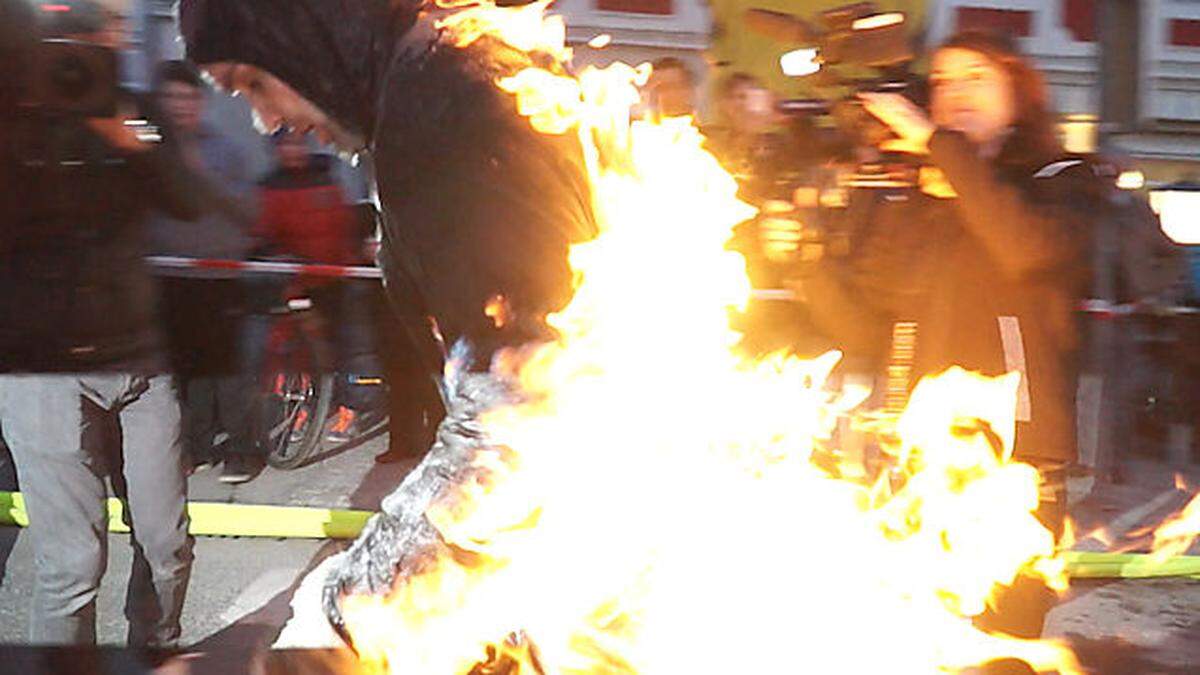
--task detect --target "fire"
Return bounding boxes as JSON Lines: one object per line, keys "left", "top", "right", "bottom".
{"left": 1149, "top": 490, "right": 1200, "bottom": 564}
{"left": 339, "top": 2, "right": 1082, "bottom": 672}
{"left": 485, "top": 294, "right": 511, "bottom": 329}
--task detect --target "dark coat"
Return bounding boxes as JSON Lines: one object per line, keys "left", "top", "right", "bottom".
{"left": 806, "top": 130, "right": 1099, "bottom": 463}
{"left": 181, "top": 0, "right": 598, "bottom": 365}
{"left": 0, "top": 96, "right": 206, "bottom": 372}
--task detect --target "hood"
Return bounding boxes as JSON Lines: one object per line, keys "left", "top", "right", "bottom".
{"left": 179, "top": 0, "right": 422, "bottom": 142}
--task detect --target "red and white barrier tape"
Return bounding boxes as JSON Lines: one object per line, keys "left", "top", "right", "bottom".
{"left": 145, "top": 256, "right": 384, "bottom": 280}
{"left": 145, "top": 258, "right": 1200, "bottom": 318}
{"left": 1078, "top": 299, "right": 1200, "bottom": 317}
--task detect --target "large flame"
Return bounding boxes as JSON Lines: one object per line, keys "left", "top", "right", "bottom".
{"left": 340, "top": 2, "right": 1082, "bottom": 672}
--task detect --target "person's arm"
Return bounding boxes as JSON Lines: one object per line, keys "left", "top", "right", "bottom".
{"left": 88, "top": 104, "right": 206, "bottom": 221}
{"left": 857, "top": 93, "right": 1093, "bottom": 281}
{"left": 929, "top": 130, "right": 1091, "bottom": 280}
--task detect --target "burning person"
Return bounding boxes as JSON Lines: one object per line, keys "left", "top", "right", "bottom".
{"left": 179, "top": 0, "right": 597, "bottom": 371}
{"left": 802, "top": 31, "right": 1099, "bottom": 652}
{"left": 179, "top": 0, "right": 598, "bottom": 647}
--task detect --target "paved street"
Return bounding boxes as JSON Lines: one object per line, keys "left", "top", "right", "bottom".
{"left": 1, "top": 436, "right": 1199, "bottom": 672}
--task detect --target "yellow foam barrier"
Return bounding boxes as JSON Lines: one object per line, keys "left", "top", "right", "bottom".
{"left": 2, "top": 489, "right": 1200, "bottom": 575}
{"left": 1061, "top": 550, "right": 1200, "bottom": 579}
{"left": 0, "top": 491, "right": 372, "bottom": 540}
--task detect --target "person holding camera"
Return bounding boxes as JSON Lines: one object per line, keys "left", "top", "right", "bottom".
{"left": 800, "top": 31, "right": 1098, "bottom": 655}
{"left": 0, "top": 0, "right": 212, "bottom": 649}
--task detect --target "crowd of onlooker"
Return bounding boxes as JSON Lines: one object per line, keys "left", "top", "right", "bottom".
{"left": 144, "top": 60, "right": 382, "bottom": 485}
{"left": 146, "top": 54, "right": 804, "bottom": 485}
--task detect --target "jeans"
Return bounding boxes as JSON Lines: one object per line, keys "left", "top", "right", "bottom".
{"left": 0, "top": 374, "right": 193, "bottom": 647}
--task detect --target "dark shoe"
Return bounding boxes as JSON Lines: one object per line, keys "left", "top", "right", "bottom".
{"left": 219, "top": 455, "right": 264, "bottom": 484}
{"left": 190, "top": 455, "right": 218, "bottom": 475}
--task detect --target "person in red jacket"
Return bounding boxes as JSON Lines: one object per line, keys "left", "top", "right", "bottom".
{"left": 251, "top": 130, "right": 378, "bottom": 443}
{"left": 256, "top": 131, "right": 358, "bottom": 266}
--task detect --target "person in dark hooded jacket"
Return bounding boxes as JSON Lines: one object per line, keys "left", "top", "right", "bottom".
{"left": 179, "top": 0, "right": 597, "bottom": 356}
{"left": 179, "top": 0, "right": 597, "bottom": 456}
{"left": 803, "top": 32, "right": 1098, "bottom": 661}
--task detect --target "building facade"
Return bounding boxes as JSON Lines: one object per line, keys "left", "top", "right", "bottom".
{"left": 929, "top": 0, "right": 1200, "bottom": 180}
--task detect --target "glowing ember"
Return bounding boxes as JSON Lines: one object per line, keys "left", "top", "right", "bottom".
{"left": 340, "top": 2, "right": 1082, "bottom": 672}
{"left": 485, "top": 294, "right": 511, "bottom": 329}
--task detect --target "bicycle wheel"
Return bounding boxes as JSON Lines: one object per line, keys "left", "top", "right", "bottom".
{"left": 256, "top": 335, "right": 335, "bottom": 470}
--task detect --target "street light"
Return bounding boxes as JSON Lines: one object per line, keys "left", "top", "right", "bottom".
{"left": 780, "top": 47, "right": 820, "bottom": 77}
{"left": 1149, "top": 181, "right": 1200, "bottom": 245}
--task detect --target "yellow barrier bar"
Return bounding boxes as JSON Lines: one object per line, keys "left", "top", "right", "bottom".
{"left": 0, "top": 491, "right": 373, "bottom": 540}
{"left": 2, "top": 489, "right": 1199, "bottom": 573}
{"left": 1061, "top": 551, "right": 1200, "bottom": 579}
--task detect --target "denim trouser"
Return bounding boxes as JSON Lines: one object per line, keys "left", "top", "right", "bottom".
{"left": 0, "top": 374, "right": 193, "bottom": 647}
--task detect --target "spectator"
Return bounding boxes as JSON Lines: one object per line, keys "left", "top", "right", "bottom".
{"left": 703, "top": 72, "right": 789, "bottom": 202}
{"left": 146, "top": 59, "right": 261, "bottom": 484}
{"left": 645, "top": 57, "right": 697, "bottom": 119}
{"left": 251, "top": 131, "right": 379, "bottom": 444}
{"left": 0, "top": 0, "right": 204, "bottom": 649}
{"left": 803, "top": 31, "right": 1098, "bottom": 657}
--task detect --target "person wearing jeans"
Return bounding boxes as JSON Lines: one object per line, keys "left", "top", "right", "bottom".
{"left": 0, "top": 0, "right": 212, "bottom": 648}
{"left": 0, "top": 374, "right": 193, "bottom": 646}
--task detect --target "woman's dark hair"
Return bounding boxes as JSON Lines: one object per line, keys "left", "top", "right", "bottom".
{"left": 937, "top": 31, "right": 1064, "bottom": 166}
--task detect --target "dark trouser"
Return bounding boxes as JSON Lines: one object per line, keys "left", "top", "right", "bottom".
{"left": 373, "top": 284, "right": 445, "bottom": 456}
{"left": 159, "top": 278, "right": 254, "bottom": 458}
{"left": 314, "top": 281, "right": 384, "bottom": 412}
{"left": 0, "top": 374, "right": 193, "bottom": 647}
{"left": 974, "top": 465, "right": 1068, "bottom": 674}
{"left": 242, "top": 278, "right": 383, "bottom": 413}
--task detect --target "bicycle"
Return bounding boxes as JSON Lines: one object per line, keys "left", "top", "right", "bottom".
{"left": 249, "top": 294, "right": 336, "bottom": 469}
{"left": 247, "top": 278, "right": 393, "bottom": 469}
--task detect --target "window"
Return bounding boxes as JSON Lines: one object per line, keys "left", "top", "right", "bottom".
{"left": 595, "top": 0, "right": 672, "bottom": 16}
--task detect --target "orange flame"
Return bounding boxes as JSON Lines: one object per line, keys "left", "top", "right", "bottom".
{"left": 1150, "top": 491, "right": 1200, "bottom": 564}
{"left": 339, "top": 3, "right": 1082, "bottom": 673}
{"left": 484, "top": 294, "right": 510, "bottom": 329}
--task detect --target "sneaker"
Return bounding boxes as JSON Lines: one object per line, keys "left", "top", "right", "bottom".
{"left": 218, "top": 455, "right": 263, "bottom": 484}
{"left": 325, "top": 406, "right": 359, "bottom": 444}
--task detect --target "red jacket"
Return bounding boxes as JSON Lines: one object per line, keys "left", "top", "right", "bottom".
{"left": 256, "top": 155, "right": 357, "bottom": 266}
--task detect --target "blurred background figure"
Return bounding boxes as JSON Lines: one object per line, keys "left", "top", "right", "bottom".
{"left": 249, "top": 130, "right": 382, "bottom": 447}
{"left": 703, "top": 71, "right": 793, "bottom": 204}
{"left": 645, "top": 57, "right": 698, "bottom": 119}
{"left": 145, "top": 59, "right": 259, "bottom": 484}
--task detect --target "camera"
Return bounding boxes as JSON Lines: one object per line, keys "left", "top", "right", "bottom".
{"left": 24, "top": 39, "right": 119, "bottom": 117}
{"left": 745, "top": 2, "right": 923, "bottom": 189}
{"left": 0, "top": 0, "right": 120, "bottom": 118}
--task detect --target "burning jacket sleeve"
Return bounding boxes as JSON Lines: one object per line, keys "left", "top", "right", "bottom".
{"left": 929, "top": 129, "right": 1091, "bottom": 280}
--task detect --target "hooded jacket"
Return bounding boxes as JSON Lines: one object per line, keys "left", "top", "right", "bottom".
{"left": 805, "top": 130, "right": 1099, "bottom": 464}
{"left": 181, "top": 0, "right": 598, "bottom": 360}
